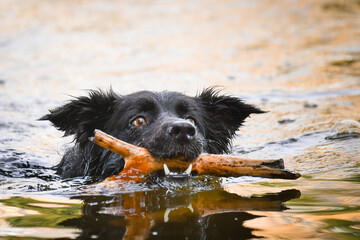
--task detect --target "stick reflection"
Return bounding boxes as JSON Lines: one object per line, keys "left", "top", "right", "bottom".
{"left": 62, "top": 188, "right": 301, "bottom": 239}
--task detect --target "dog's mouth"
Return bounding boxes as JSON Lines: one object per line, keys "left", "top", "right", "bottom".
{"left": 143, "top": 145, "right": 200, "bottom": 180}
{"left": 162, "top": 163, "right": 193, "bottom": 179}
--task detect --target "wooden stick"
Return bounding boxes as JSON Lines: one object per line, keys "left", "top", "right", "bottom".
{"left": 91, "top": 130, "right": 301, "bottom": 180}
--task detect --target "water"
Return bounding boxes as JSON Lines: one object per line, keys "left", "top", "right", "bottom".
{"left": 1, "top": 0, "right": 360, "bottom": 239}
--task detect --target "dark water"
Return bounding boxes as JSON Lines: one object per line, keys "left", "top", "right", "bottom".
{"left": 0, "top": 189, "right": 302, "bottom": 240}
{"left": 1, "top": 0, "right": 360, "bottom": 239}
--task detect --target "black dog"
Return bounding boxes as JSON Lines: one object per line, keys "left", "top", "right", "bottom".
{"left": 40, "top": 88, "right": 264, "bottom": 180}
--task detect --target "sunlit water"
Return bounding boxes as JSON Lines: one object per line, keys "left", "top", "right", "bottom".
{"left": 1, "top": 0, "right": 360, "bottom": 239}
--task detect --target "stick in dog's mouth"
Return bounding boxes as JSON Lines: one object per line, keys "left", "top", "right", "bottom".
{"left": 91, "top": 129, "right": 301, "bottom": 180}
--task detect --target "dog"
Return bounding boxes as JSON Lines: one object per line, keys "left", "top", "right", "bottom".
{"left": 40, "top": 88, "right": 264, "bottom": 180}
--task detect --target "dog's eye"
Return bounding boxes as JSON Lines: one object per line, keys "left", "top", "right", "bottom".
{"left": 186, "top": 117, "right": 196, "bottom": 125}
{"left": 132, "top": 117, "right": 146, "bottom": 127}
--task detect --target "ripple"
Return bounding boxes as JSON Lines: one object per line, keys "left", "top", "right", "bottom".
{"left": 287, "top": 205, "right": 345, "bottom": 213}
{"left": 326, "top": 120, "right": 360, "bottom": 140}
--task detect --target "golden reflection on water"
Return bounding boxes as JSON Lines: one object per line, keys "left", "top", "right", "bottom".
{"left": 0, "top": 179, "right": 358, "bottom": 239}
{"left": 0, "top": 188, "right": 301, "bottom": 239}
{"left": 0, "top": 196, "right": 81, "bottom": 239}
{"left": 243, "top": 176, "right": 360, "bottom": 240}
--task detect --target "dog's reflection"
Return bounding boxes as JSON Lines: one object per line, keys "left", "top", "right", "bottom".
{"left": 61, "top": 188, "right": 300, "bottom": 239}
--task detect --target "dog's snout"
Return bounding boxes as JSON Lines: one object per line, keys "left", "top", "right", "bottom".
{"left": 168, "top": 121, "right": 196, "bottom": 140}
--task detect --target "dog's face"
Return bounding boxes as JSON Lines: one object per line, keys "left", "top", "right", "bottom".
{"left": 41, "top": 88, "right": 264, "bottom": 178}
{"left": 105, "top": 91, "right": 206, "bottom": 160}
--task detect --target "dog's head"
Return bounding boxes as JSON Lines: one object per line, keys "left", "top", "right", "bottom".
{"left": 41, "top": 88, "right": 264, "bottom": 176}
{"left": 41, "top": 88, "right": 264, "bottom": 159}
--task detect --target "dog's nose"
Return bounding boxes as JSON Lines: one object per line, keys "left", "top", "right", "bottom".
{"left": 168, "top": 121, "right": 196, "bottom": 140}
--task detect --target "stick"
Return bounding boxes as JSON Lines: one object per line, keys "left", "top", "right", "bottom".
{"left": 91, "top": 130, "right": 301, "bottom": 180}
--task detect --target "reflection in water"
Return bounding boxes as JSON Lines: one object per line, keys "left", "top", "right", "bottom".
{"left": 61, "top": 188, "right": 300, "bottom": 239}
{"left": 0, "top": 196, "right": 81, "bottom": 239}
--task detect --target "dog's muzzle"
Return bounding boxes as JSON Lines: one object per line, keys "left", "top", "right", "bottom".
{"left": 167, "top": 120, "right": 196, "bottom": 143}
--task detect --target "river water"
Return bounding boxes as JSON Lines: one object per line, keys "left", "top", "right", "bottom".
{"left": 0, "top": 0, "right": 359, "bottom": 239}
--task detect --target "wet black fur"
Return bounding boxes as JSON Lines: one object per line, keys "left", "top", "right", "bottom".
{"left": 40, "top": 88, "right": 264, "bottom": 180}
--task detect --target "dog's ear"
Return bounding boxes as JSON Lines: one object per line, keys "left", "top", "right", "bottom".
{"left": 196, "top": 87, "right": 265, "bottom": 154}
{"left": 39, "top": 89, "right": 119, "bottom": 146}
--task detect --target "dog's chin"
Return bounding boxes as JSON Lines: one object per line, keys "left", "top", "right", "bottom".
{"left": 146, "top": 145, "right": 202, "bottom": 161}
{"left": 153, "top": 152, "right": 200, "bottom": 162}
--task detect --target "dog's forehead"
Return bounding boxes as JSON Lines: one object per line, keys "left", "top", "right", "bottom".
{"left": 120, "top": 91, "right": 197, "bottom": 110}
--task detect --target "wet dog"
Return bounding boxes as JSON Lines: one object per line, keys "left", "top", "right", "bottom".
{"left": 40, "top": 88, "right": 264, "bottom": 180}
